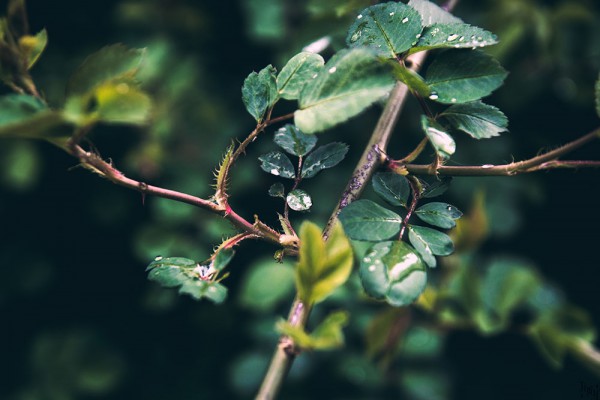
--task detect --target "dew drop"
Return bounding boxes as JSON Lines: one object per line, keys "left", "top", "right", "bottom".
{"left": 429, "top": 92, "right": 439, "bottom": 100}
{"left": 154, "top": 255, "right": 163, "bottom": 261}
{"left": 481, "top": 164, "right": 495, "bottom": 168}
{"left": 389, "top": 12, "right": 395, "bottom": 16}
{"left": 270, "top": 169, "right": 280, "bottom": 176}
{"left": 357, "top": 14, "right": 363, "bottom": 19}
{"left": 312, "top": 73, "right": 318, "bottom": 79}
{"left": 447, "top": 34, "right": 459, "bottom": 41}
{"left": 368, "top": 265, "right": 376, "bottom": 272}
{"left": 328, "top": 66, "right": 337, "bottom": 73}
{"left": 459, "top": 36, "right": 465, "bottom": 42}
{"left": 451, "top": 98, "right": 457, "bottom": 103}
{"left": 416, "top": 33, "right": 421, "bottom": 39}
{"left": 350, "top": 30, "right": 362, "bottom": 43}
{"left": 402, "top": 17, "right": 409, "bottom": 23}
{"left": 446, "top": 206, "right": 453, "bottom": 211}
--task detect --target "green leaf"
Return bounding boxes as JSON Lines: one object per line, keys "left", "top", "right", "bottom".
{"left": 179, "top": 280, "right": 228, "bottom": 304}
{"left": 301, "top": 142, "right": 348, "bottom": 178}
{"left": 239, "top": 259, "right": 295, "bottom": 312}
{"left": 277, "top": 52, "right": 324, "bottom": 100}
{"left": 286, "top": 189, "right": 312, "bottom": 211}
{"left": 409, "top": 23, "right": 498, "bottom": 55}
{"left": 268, "top": 182, "right": 285, "bottom": 198}
{"left": 372, "top": 172, "right": 410, "bottom": 207}
{"left": 66, "top": 44, "right": 146, "bottom": 96}
{"left": 84, "top": 82, "right": 152, "bottom": 124}
{"left": 359, "top": 241, "right": 427, "bottom": 307}
{"left": 213, "top": 248, "right": 235, "bottom": 271}
{"left": 295, "top": 221, "right": 353, "bottom": 305}
{"left": 277, "top": 310, "right": 349, "bottom": 350}
{"left": 0, "top": 94, "right": 67, "bottom": 139}
{"left": 441, "top": 100, "right": 508, "bottom": 139}
{"left": 421, "top": 115, "right": 455, "bottom": 159}
{"left": 295, "top": 48, "right": 395, "bottom": 133}
{"left": 595, "top": 73, "right": 600, "bottom": 118}
{"left": 242, "top": 65, "right": 278, "bottom": 123}
{"left": 408, "top": 225, "right": 454, "bottom": 267}
{"left": 420, "top": 176, "right": 452, "bottom": 198}
{"left": 392, "top": 64, "right": 431, "bottom": 97}
{"left": 338, "top": 199, "right": 402, "bottom": 241}
{"left": 258, "top": 151, "right": 296, "bottom": 179}
{"left": 19, "top": 28, "right": 48, "bottom": 69}
{"left": 346, "top": 2, "right": 423, "bottom": 58}
{"left": 274, "top": 124, "right": 317, "bottom": 156}
{"left": 415, "top": 202, "right": 462, "bottom": 229}
{"left": 407, "top": 0, "right": 462, "bottom": 26}
{"left": 425, "top": 50, "right": 508, "bottom": 104}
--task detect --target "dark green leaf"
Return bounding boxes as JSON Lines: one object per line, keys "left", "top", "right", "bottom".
{"left": 146, "top": 256, "right": 197, "bottom": 287}
{"left": 415, "top": 202, "right": 462, "bottom": 229}
{"left": 346, "top": 2, "right": 423, "bottom": 58}
{"left": 338, "top": 199, "right": 402, "bottom": 241}
{"left": 409, "top": 226, "right": 454, "bottom": 256}
{"left": 409, "top": 23, "right": 498, "bottom": 54}
{"left": 242, "top": 65, "right": 278, "bottom": 122}
{"left": 295, "top": 221, "right": 353, "bottom": 304}
{"left": 392, "top": 64, "right": 431, "bottom": 97}
{"left": 441, "top": 100, "right": 508, "bottom": 139}
{"left": 360, "top": 241, "right": 427, "bottom": 306}
{"left": 274, "top": 124, "right": 317, "bottom": 156}
{"left": 372, "top": 172, "right": 410, "bottom": 207}
{"left": 268, "top": 182, "right": 285, "bottom": 198}
{"left": 421, "top": 115, "right": 455, "bottom": 159}
{"left": 286, "top": 189, "right": 312, "bottom": 211}
{"left": 296, "top": 48, "right": 395, "bottom": 133}
{"left": 301, "top": 142, "right": 348, "bottom": 178}
{"left": 425, "top": 50, "right": 508, "bottom": 104}
{"left": 407, "top": 0, "right": 462, "bottom": 26}
{"left": 66, "top": 44, "right": 146, "bottom": 96}
{"left": 277, "top": 52, "right": 324, "bottom": 100}
{"left": 239, "top": 259, "right": 295, "bottom": 312}
{"left": 0, "top": 95, "right": 68, "bottom": 139}
{"left": 258, "top": 151, "right": 295, "bottom": 179}
{"left": 213, "top": 248, "right": 235, "bottom": 271}
{"left": 421, "top": 176, "right": 452, "bottom": 198}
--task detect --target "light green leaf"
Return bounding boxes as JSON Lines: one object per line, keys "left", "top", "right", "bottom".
{"left": 426, "top": 50, "right": 508, "bottom": 104}
{"left": 179, "top": 280, "right": 228, "bottom": 304}
{"left": 359, "top": 241, "right": 427, "bottom": 307}
{"left": 441, "top": 100, "right": 508, "bottom": 139}
{"left": 392, "top": 64, "right": 431, "bottom": 97}
{"left": 407, "top": 0, "right": 462, "bottom": 26}
{"left": 66, "top": 44, "right": 146, "bottom": 96}
{"left": 295, "top": 48, "right": 395, "bottom": 133}
{"left": 239, "top": 259, "right": 295, "bottom": 312}
{"left": 0, "top": 94, "right": 67, "bottom": 139}
{"left": 421, "top": 115, "right": 455, "bottom": 159}
{"left": 268, "top": 182, "right": 285, "bottom": 198}
{"left": 372, "top": 172, "right": 410, "bottom": 207}
{"left": 409, "top": 23, "right": 498, "bottom": 55}
{"left": 595, "top": 73, "right": 599, "bottom": 118}
{"left": 408, "top": 225, "right": 454, "bottom": 268}
{"left": 277, "top": 52, "right": 324, "bottom": 100}
{"left": 258, "top": 151, "right": 296, "bottom": 179}
{"left": 415, "top": 202, "right": 462, "bottom": 229}
{"left": 274, "top": 124, "right": 317, "bottom": 156}
{"left": 286, "top": 189, "right": 312, "bottom": 211}
{"left": 338, "top": 199, "right": 402, "bottom": 241}
{"left": 295, "top": 221, "right": 353, "bottom": 305}
{"left": 346, "top": 2, "right": 423, "bottom": 58}
{"left": 19, "top": 28, "right": 48, "bottom": 69}
{"left": 301, "top": 142, "right": 348, "bottom": 178}
{"left": 242, "top": 65, "right": 278, "bottom": 123}
{"left": 277, "top": 310, "right": 349, "bottom": 350}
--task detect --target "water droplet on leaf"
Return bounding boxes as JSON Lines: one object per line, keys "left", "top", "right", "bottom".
{"left": 429, "top": 92, "right": 439, "bottom": 100}
{"left": 154, "top": 255, "right": 163, "bottom": 261}
{"left": 402, "top": 17, "right": 409, "bottom": 23}
{"left": 328, "top": 67, "right": 337, "bottom": 74}
{"left": 447, "top": 34, "right": 459, "bottom": 42}
{"left": 270, "top": 169, "right": 280, "bottom": 176}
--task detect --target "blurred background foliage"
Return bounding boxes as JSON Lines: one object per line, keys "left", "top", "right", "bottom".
{"left": 0, "top": 0, "right": 599, "bottom": 399}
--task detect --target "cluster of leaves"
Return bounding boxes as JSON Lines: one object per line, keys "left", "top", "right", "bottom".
{"left": 260, "top": 124, "right": 348, "bottom": 212}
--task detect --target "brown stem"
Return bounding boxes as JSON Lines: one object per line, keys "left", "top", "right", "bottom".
{"left": 400, "top": 176, "right": 421, "bottom": 239}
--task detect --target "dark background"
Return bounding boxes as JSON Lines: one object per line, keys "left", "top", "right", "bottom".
{"left": 1, "top": 0, "right": 599, "bottom": 399}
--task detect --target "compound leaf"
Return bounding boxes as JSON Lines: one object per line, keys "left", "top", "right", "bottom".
{"left": 372, "top": 172, "right": 410, "bottom": 207}
{"left": 338, "top": 199, "right": 402, "bottom": 241}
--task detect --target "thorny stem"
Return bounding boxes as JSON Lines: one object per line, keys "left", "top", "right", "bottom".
{"left": 400, "top": 176, "right": 421, "bottom": 239}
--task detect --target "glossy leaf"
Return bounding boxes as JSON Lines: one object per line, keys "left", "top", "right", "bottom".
{"left": 277, "top": 310, "right": 349, "bottom": 350}
{"left": 274, "top": 124, "right": 317, "bottom": 156}
{"left": 408, "top": 225, "right": 454, "bottom": 267}
{"left": 421, "top": 116, "right": 455, "bottom": 159}
{"left": 66, "top": 44, "right": 145, "bottom": 96}
{"left": 268, "top": 182, "right": 285, "bottom": 198}
{"left": 19, "top": 28, "right": 48, "bottom": 69}
{"left": 441, "top": 100, "right": 508, "bottom": 139}
{"left": 242, "top": 65, "right": 278, "bottom": 123}
{"left": 301, "top": 142, "right": 348, "bottom": 178}
{"left": 277, "top": 52, "right": 324, "bottom": 100}
{"left": 286, "top": 189, "right": 312, "bottom": 211}
{"left": 415, "top": 202, "right": 462, "bottom": 229}
{"left": 258, "top": 151, "right": 295, "bottom": 178}
{"left": 360, "top": 241, "right": 427, "bottom": 306}
{"left": 346, "top": 2, "right": 423, "bottom": 58}
{"left": 407, "top": 0, "right": 462, "bottom": 26}
{"left": 0, "top": 94, "right": 67, "bottom": 139}
{"left": 295, "top": 221, "right": 353, "bottom": 305}
{"left": 295, "top": 48, "right": 395, "bottom": 133}
{"left": 239, "top": 259, "right": 295, "bottom": 312}
{"left": 425, "top": 50, "right": 508, "bottom": 104}
{"left": 409, "top": 23, "right": 498, "bottom": 54}
{"left": 338, "top": 199, "right": 402, "bottom": 241}
{"left": 372, "top": 172, "right": 410, "bottom": 207}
